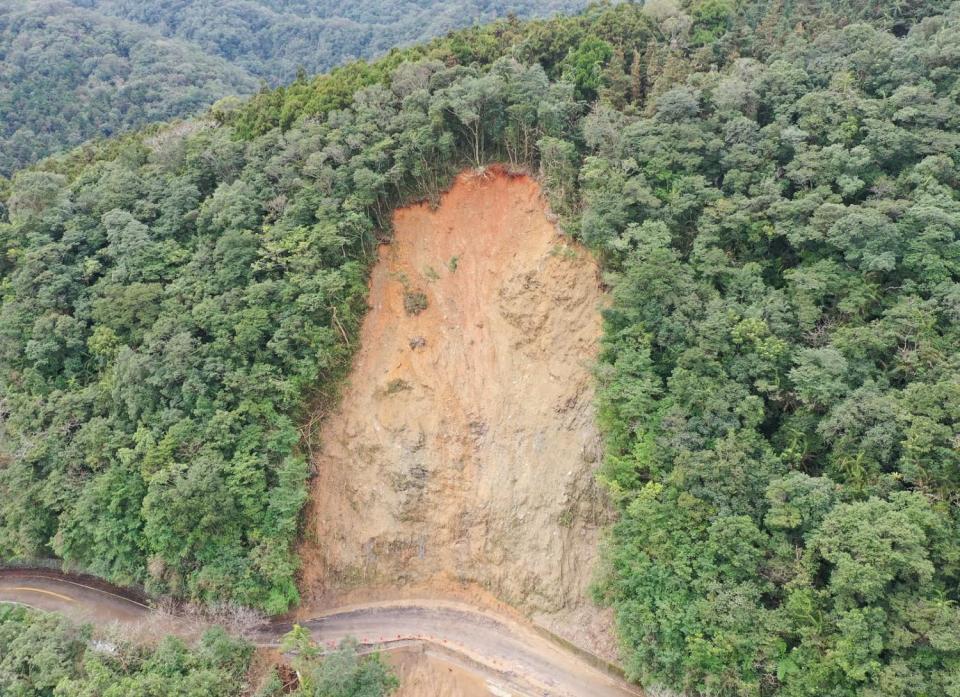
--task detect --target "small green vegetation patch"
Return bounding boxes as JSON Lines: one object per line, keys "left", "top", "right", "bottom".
{"left": 384, "top": 378, "right": 412, "bottom": 394}
{"left": 403, "top": 290, "right": 429, "bottom": 316}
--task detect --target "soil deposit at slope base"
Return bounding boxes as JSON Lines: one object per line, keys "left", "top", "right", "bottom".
{"left": 299, "top": 167, "right": 613, "bottom": 657}
{"left": 388, "top": 646, "right": 494, "bottom": 697}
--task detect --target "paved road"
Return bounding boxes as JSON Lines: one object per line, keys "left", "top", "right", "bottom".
{"left": 0, "top": 570, "right": 641, "bottom": 697}
{"left": 0, "top": 570, "right": 149, "bottom": 624}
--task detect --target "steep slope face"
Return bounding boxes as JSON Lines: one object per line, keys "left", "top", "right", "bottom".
{"left": 299, "top": 168, "right": 612, "bottom": 652}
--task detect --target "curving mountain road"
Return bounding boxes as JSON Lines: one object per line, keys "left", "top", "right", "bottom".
{"left": 0, "top": 569, "right": 640, "bottom": 697}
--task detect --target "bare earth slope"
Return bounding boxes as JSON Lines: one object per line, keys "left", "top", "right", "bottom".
{"left": 299, "top": 167, "right": 614, "bottom": 657}
{"left": 387, "top": 646, "right": 493, "bottom": 697}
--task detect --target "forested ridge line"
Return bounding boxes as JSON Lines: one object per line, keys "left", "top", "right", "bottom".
{"left": 1, "top": 0, "right": 959, "bottom": 695}
{"left": 0, "top": 0, "right": 589, "bottom": 176}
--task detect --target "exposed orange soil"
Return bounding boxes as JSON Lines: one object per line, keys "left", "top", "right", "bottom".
{"left": 298, "top": 167, "right": 615, "bottom": 660}
{"left": 387, "top": 646, "right": 493, "bottom": 697}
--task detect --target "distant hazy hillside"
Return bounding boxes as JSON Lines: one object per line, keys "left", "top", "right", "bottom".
{"left": 0, "top": 0, "right": 259, "bottom": 175}
{"left": 0, "top": 0, "right": 589, "bottom": 175}
{"left": 75, "top": 0, "right": 591, "bottom": 84}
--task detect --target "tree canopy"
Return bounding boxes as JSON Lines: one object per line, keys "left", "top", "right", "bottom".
{"left": 0, "top": 605, "right": 397, "bottom": 697}
{"left": 0, "top": 1, "right": 258, "bottom": 176}
{"left": 0, "top": 0, "right": 589, "bottom": 175}
{"left": 0, "top": 604, "right": 253, "bottom": 697}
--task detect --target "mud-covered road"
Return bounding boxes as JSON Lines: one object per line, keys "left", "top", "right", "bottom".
{"left": 0, "top": 570, "right": 640, "bottom": 697}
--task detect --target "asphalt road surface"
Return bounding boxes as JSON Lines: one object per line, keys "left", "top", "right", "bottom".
{"left": 0, "top": 569, "right": 641, "bottom": 697}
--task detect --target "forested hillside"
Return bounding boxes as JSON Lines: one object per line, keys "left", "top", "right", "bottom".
{"left": 77, "top": 0, "right": 591, "bottom": 84}
{"left": 0, "top": 1, "right": 259, "bottom": 176}
{"left": 0, "top": 0, "right": 588, "bottom": 175}
{"left": 0, "top": 605, "right": 254, "bottom": 697}
{"left": 1, "top": 1, "right": 959, "bottom": 695}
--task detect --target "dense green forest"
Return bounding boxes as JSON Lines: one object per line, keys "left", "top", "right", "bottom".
{"left": 588, "top": 5, "right": 960, "bottom": 694}
{"left": 0, "top": 0, "right": 588, "bottom": 175}
{"left": 0, "top": 604, "right": 395, "bottom": 696}
{"left": 1, "top": 0, "right": 959, "bottom": 695}
{"left": 0, "top": 1, "right": 259, "bottom": 176}
{"left": 0, "top": 604, "right": 253, "bottom": 696}
{"left": 75, "top": 0, "right": 591, "bottom": 84}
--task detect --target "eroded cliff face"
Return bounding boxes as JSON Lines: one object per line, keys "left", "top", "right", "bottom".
{"left": 298, "top": 167, "right": 614, "bottom": 654}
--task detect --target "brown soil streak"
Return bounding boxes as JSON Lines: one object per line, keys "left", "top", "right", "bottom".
{"left": 298, "top": 167, "right": 615, "bottom": 660}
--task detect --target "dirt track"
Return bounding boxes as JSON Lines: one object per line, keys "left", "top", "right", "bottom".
{"left": 0, "top": 569, "right": 639, "bottom": 697}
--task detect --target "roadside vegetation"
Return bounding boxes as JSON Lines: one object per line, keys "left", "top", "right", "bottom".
{"left": 1, "top": 1, "right": 959, "bottom": 695}
{"left": 0, "top": 604, "right": 253, "bottom": 697}
{"left": 0, "top": 604, "right": 397, "bottom": 697}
